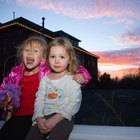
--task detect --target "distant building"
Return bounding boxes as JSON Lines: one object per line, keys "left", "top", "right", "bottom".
{"left": 0, "top": 17, "right": 99, "bottom": 89}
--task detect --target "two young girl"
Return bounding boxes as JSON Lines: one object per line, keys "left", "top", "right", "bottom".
{"left": 0, "top": 35, "right": 91, "bottom": 140}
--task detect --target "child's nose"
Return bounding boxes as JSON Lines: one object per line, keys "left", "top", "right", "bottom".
{"left": 55, "top": 58, "right": 60, "bottom": 63}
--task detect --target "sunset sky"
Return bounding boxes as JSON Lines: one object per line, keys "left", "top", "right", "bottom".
{"left": 0, "top": 0, "right": 140, "bottom": 78}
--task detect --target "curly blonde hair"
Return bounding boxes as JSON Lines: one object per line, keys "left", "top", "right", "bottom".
{"left": 46, "top": 37, "right": 79, "bottom": 74}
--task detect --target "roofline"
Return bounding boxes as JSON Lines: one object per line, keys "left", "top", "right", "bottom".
{"left": 74, "top": 47, "right": 100, "bottom": 58}
{"left": 0, "top": 22, "right": 54, "bottom": 40}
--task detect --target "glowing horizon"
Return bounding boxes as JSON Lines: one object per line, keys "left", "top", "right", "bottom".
{"left": 94, "top": 47, "right": 140, "bottom": 78}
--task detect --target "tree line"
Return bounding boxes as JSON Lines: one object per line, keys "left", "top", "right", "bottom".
{"left": 97, "top": 68, "right": 140, "bottom": 89}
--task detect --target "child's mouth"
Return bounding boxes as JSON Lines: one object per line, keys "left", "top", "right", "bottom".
{"left": 26, "top": 58, "right": 34, "bottom": 64}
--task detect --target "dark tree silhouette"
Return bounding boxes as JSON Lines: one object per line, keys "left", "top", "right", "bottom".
{"left": 98, "top": 67, "right": 140, "bottom": 89}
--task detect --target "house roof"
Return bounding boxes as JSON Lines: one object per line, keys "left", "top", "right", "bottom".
{"left": 0, "top": 17, "right": 99, "bottom": 59}
{"left": 54, "top": 30, "right": 81, "bottom": 42}
{"left": 76, "top": 46, "right": 99, "bottom": 59}
{"left": 0, "top": 17, "right": 55, "bottom": 39}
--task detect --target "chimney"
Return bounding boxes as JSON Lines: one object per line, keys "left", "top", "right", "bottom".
{"left": 42, "top": 17, "right": 45, "bottom": 28}
{"left": 42, "top": 17, "right": 45, "bottom": 35}
{"left": 13, "top": 12, "right": 15, "bottom": 20}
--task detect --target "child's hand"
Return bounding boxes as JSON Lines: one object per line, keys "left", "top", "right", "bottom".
{"left": 0, "top": 101, "right": 4, "bottom": 109}
{"left": 73, "top": 73, "right": 84, "bottom": 84}
{"left": 36, "top": 117, "right": 51, "bottom": 134}
{"left": 0, "top": 93, "right": 11, "bottom": 109}
{"left": 6, "top": 105, "right": 14, "bottom": 121}
{"left": 0, "top": 93, "right": 13, "bottom": 121}
{"left": 43, "top": 113, "right": 64, "bottom": 132}
{"left": 43, "top": 117, "right": 56, "bottom": 131}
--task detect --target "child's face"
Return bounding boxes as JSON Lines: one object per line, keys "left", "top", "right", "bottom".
{"left": 49, "top": 45, "right": 70, "bottom": 74}
{"left": 22, "top": 44, "right": 44, "bottom": 73}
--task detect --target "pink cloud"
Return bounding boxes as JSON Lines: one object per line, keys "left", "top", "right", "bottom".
{"left": 113, "top": 28, "right": 140, "bottom": 46}
{"left": 94, "top": 47, "right": 140, "bottom": 66}
{"left": 93, "top": 47, "right": 140, "bottom": 78}
{"left": 14, "top": 0, "right": 140, "bottom": 24}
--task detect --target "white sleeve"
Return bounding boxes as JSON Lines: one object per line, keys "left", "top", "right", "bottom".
{"left": 60, "top": 81, "right": 82, "bottom": 121}
{"left": 32, "top": 76, "right": 47, "bottom": 121}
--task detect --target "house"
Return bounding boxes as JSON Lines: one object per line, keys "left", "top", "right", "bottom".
{"left": 0, "top": 17, "right": 99, "bottom": 89}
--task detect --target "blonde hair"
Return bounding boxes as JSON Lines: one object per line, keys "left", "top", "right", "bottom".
{"left": 46, "top": 37, "right": 79, "bottom": 74}
{"left": 17, "top": 35, "right": 48, "bottom": 63}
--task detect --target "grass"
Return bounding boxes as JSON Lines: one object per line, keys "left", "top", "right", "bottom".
{"left": 95, "top": 91, "right": 125, "bottom": 125}
{"left": 75, "top": 89, "right": 140, "bottom": 126}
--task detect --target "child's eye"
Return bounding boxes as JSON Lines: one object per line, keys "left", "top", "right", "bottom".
{"left": 60, "top": 56, "right": 65, "bottom": 59}
{"left": 34, "top": 49, "right": 39, "bottom": 52}
{"left": 24, "top": 48, "right": 29, "bottom": 52}
{"left": 49, "top": 55, "right": 55, "bottom": 58}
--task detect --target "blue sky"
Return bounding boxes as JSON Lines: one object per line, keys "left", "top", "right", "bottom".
{"left": 0, "top": 0, "right": 140, "bottom": 77}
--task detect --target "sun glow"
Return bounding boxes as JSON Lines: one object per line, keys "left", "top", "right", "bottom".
{"left": 99, "top": 63, "right": 137, "bottom": 71}
{"left": 98, "top": 63, "right": 139, "bottom": 78}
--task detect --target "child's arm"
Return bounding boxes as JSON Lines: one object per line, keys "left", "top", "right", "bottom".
{"left": 74, "top": 65, "right": 91, "bottom": 86}
{"left": 0, "top": 64, "right": 24, "bottom": 90}
{"left": 39, "top": 60, "right": 91, "bottom": 86}
{"left": 0, "top": 64, "right": 23, "bottom": 112}
{"left": 60, "top": 80, "right": 82, "bottom": 121}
